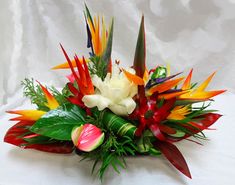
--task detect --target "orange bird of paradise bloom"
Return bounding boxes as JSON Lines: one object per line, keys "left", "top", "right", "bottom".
{"left": 179, "top": 69, "right": 226, "bottom": 100}
{"left": 7, "top": 83, "right": 59, "bottom": 122}
{"left": 52, "top": 12, "right": 111, "bottom": 70}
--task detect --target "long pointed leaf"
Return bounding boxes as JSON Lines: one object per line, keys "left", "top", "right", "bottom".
{"left": 133, "top": 16, "right": 146, "bottom": 78}
{"left": 154, "top": 140, "right": 192, "bottom": 178}
{"left": 102, "top": 18, "right": 114, "bottom": 65}
{"left": 133, "top": 16, "right": 146, "bottom": 101}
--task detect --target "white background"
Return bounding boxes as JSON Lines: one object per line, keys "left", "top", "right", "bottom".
{"left": 0, "top": 0, "right": 235, "bottom": 185}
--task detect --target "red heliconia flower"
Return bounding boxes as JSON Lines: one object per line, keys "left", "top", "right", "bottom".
{"left": 130, "top": 94, "right": 176, "bottom": 141}
{"left": 60, "top": 44, "right": 94, "bottom": 113}
{"left": 60, "top": 44, "right": 94, "bottom": 96}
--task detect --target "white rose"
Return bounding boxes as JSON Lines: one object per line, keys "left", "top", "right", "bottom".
{"left": 82, "top": 64, "right": 137, "bottom": 116}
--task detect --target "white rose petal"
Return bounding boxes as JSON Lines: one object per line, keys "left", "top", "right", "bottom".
{"left": 109, "top": 97, "right": 136, "bottom": 116}
{"left": 84, "top": 64, "right": 138, "bottom": 116}
{"left": 82, "top": 95, "right": 111, "bottom": 111}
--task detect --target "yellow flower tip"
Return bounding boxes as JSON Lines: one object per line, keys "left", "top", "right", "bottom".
{"left": 143, "top": 69, "right": 149, "bottom": 83}
{"left": 196, "top": 71, "right": 216, "bottom": 92}
{"left": 179, "top": 89, "right": 226, "bottom": 100}
{"left": 7, "top": 110, "right": 46, "bottom": 121}
{"left": 37, "top": 82, "right": 59, "bottom": 110}
{"left": 167, "top": 105, "right": 191, "bottom": 120}
{"left": 166, "top": 62, "right": 171, "bottom": 76}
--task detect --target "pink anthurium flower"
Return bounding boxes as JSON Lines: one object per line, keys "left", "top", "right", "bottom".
{"left": 71, "top": 124, "right": 104, "bottom": 152}
{"left": 66, "top": 72, "right": 79, "bottom": 83}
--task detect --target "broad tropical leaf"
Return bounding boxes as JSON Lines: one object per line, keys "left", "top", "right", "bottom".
{"left": 30, "top": 103, "right": 86, "bottom": 140}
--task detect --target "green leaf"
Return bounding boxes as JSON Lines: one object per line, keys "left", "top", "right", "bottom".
{"left": 149, "top": 148, "right": 161, "bottom": 156}
{"left": 30, "top": 103, "right": 86, "bottom": 140}
{"left": 23, "top": 135, "right": 54, "bottom": 144}
{"left": 84, "top": 3, "right": 94, "bottom": 27}
{"left": 102, "top": 18, "right": 114, "bottom": 65}
{"left": 21, "top": 78, "right": 49, "bottom": 111}
{"left": 111, "top": 162, "right": 120, "bottom": 174}
{"left": 133, "top": 16, "right": 146, "bottom": 78}
{"left": 133, "top": 16, "right": 146, "bottom": 101}
{"left": 101, "top": 110, "right": 137, "bottom": 138}
{"left": 169, "top": 130, "right": 186, "bottom": 138}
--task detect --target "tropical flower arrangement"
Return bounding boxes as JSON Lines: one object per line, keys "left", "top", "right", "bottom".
{"left": 4, "top": 5, "right": 225, "bottom": 180}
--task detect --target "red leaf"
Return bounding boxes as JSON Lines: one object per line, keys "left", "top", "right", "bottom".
{"left": 186, "top": 113, "right": 222, "bottom": 135}
{"left": 198, "top": 113, "right": 222, "bottom": 128}
{"left": 149, "top": 124, "right": 166, "bottom": 141}
{"left": 4, "top": 121, "right": 34, "bottom": 146}
{"left": 159, "top": 124, "right": 176, "bottom": 135}
{"left": 168, "top": 113, "right": 222, "bottom": 142}
{"left": 67, "top": 82, "right": 79, "bottom": 96}
{"left": 4, "top": 121, "right": 74, "bottom": 154}
{"left": 154, "top": 140, "right": 192, "bottom": 179}
{"left": 25, "top": 142, "right": 74, "bottom": 154}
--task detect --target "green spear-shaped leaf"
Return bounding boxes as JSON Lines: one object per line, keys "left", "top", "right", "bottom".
{"left": 133, "top": 15, "right": 146, "bottom": 78}
{"left": 133, "top": 16, "right": 146, "bottom": 101}
{"left": 84, "top": 3, "right": 94, "bottom": 28}
{"left": 102, "top": 18, "right": 114, "bottom": 65}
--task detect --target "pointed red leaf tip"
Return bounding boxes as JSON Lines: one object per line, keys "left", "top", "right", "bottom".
{"left": 4, "top": 121, "right": 34, "bottom": 147}
{"left": 154, "top": 140, "right": 192, "bottom": 179}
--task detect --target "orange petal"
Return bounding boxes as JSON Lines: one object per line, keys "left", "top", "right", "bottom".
{"left": 182, "top": 69, "right": 193, "bottom": 90}
{"left": 167, "top": 113, "right": 186, "bottom": 120}
{"left": 158, "top": 90, "right": 189, "bottom": 100}
{"left": 179, "top": 90, "right": 226, "bottom": 100}
{"left": 52, "top": 59, "right": 89, "bottom": 70}
{"left": 7, "top": 110, "right": 46, "bottom": 121}
{"left": 122, "top": 69, "right": 144, "bottom": 85}
{"left": 191, "top": 90, "right": 226, "bottom": 99}
{"left": 38, "top": 82, "right": 59, "bottom": 110}
{"left": 167, "top": 106, "right": 191, "bottom": 120}
{"left": 148, "top": 77, "right": 184, "bottom": 95}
